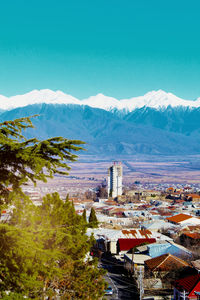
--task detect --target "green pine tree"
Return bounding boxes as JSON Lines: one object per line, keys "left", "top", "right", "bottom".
{"left": 89, "top": 207, "right": 98, "bottom": 228}
{"left": 0, "top": 117, "right": 106, "bottom": 299}
{"left": 0, "top": 116, "right": 84, "bottom": 205}
{"left": 0, "top": 193, "right": 105, "bottom": 299}
{"left": 82, "top": 208, "right": 87, "bottom": 223}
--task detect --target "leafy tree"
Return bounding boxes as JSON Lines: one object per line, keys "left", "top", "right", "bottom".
{"left": 0, "top": 116, "right": 84, "bottom": 205}
{"left": 89, "top": 207, "right": 98, "bottom": 228}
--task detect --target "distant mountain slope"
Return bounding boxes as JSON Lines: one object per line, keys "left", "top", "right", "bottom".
{"left": 124, "top": 106, "right": 200, "bottom": 135}
{"left": 0, "top": 103, "right": 200, "bottom": 156}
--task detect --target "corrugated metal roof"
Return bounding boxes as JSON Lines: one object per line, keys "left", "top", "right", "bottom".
{"left": 174, "top": 274, "right": 200, "bottom": 293}
{"left": 167, "top": 213, "right": 192, "bottom": 223}
{"left": 145, "top": 253, "right": 189, "bottom": 271}
{"left": 118, "top": 238, "right": 156, "bottom": 251}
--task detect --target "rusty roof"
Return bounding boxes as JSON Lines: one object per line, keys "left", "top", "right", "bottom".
{"left": 145, "top": 253, "right": 189, "bottom": 272}
{"left": 167, "top": 213, "right": 192, "bottom": 223}
{"left": 183, "top": 232, "right": 200, "bottom": 239}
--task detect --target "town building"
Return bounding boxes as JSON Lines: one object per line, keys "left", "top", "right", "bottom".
{"left": 173, "top": 274, "right": 200, "bottom": 300}
{"left": 108, "top": 162, "right": 123, "bottom": 198}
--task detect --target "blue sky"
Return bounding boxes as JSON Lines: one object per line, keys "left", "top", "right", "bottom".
{"left": 0, "top": 0, "right": 199, "bottom": 99}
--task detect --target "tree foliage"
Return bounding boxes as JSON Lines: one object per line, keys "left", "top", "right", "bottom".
{"left": 82, "top": 208, "right": 87, "bottom": 223}
{"left": 0, "top": 193, "right": 105, "bottom": 299}
{"left": 89, "top": 207, "right": 98, "bottom": 228}
{"left": 0, "top": 116, "right": 84, "bottom": 205}
{"left": 0, "top": 117, "right": 106, "bottom": 298}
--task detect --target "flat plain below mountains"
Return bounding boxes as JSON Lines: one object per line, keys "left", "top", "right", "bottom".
{"left": 30, "top": 155, "right": 200, "bottom": 198}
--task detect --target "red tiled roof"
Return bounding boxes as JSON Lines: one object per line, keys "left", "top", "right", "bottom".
{"left": 174, "top": 274, "right": 200, "bottom": 294}
{"left": 145, "top": 253, "right": 189, "bottom": 272}
{"left": 167, "top": 214, "right": 192, "bottom": 223}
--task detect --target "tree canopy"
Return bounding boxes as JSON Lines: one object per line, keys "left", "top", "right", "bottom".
{"left": 0, "top": 116, "right": 84, "bottom": 205}
{"left": 89, "top": 207, "right": 98, "bottom": 228}
{"left": 82, "top": 208, "right": 87, "bottom": 223}
{"left": 0, "top": 117, "right": 106, "bottom": 299}
{"left": 0, "top": 193, "right": 105, "bottom": 299}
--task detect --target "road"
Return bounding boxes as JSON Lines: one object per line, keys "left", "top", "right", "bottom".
{"left": 101, "top": 256, "right": 139, "bottom": 300}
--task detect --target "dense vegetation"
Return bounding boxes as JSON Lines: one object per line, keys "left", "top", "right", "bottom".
{"left": 0, "top": 117, "right": 106, "bottom": 299}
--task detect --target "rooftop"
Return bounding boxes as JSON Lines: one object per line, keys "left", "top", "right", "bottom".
{"left": 167, "top": 213, "right": 193, "bottom": 223}
{"left": 145, "top": 253, "right": 189, "bottom": 272}
{"left": 174, "top": 274, "right": 200, "bottom": 293}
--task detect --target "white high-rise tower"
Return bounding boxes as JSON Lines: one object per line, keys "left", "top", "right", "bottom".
{"left": 108, "top": 162, "right": 123, "bottom": 198}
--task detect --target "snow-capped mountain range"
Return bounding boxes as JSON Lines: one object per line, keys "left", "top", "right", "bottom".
{"left": 1, "top": 89, "right": 200, "bottom": 156}
{"left": 0, "top": 89, "right": 200, "bottom": 111}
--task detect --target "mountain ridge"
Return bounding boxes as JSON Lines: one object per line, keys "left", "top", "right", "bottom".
{"left": 0, "top": 103, "right": 200, "bottom": 156}
{"left": 0, "top": 89, "right": 199, "bottom": 112}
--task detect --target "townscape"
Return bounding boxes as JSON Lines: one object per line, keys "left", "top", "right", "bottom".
{"left": 0, "top": 1, "right": 200, "bottom": 299}
{"left": 8, "top": 161, "right": 200, "bottom": 300}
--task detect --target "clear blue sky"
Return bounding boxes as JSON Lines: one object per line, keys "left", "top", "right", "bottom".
{"left": 0, "top": 0, "right": 199, "bottom": 99}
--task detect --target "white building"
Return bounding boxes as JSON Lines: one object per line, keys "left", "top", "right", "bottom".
{"left": 108, "top": 162, "right": 123, "bottom": 198}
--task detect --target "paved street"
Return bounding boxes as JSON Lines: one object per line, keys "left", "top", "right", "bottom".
{"left": 101, "top": 255, "right": 139, "bottom": 300}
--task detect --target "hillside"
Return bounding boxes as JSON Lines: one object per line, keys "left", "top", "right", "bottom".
{"left": 0, "top": 103, "right": 200, "bottom": 156}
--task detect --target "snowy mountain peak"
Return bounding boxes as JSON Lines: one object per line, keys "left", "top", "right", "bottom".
{"left": 0, "top": 89, "right": 81, "bottom": 110}
{"left": 145, "top": 89, "right": 168, "bottom": 97}
{"left": 120, "top": 90, "right": 200, "bottom": 110}
{"left": 0, "top": 89, "right": 199, "bottom": 112}
{"left": 82, "top": 93, "right": 121, "bottom": 110}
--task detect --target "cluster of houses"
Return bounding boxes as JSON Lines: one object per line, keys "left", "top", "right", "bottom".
{"left": 87, "top": 213, "right": 200, "bottom": 299}
{"left": 81, "top": 185, "right": 200, "bottom": 299}
{"left": 2, "top": 182, "right": 199, "bottom": 299}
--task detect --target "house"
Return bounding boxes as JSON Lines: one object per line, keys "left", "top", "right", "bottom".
{"left": 117, "top": 237, "right": 156, "bottom": 253}
{"left": 191, "top": 260, "right": 200, "bottom": 272}
{"left": 167, "top": 214, "right": 200, "bottom": 226}
{"left": 137, "top": 240, "right": 192, "bottom": 260}
{"left": 173, "top": 274, "right": 200, "bottom": 299}
{"left": 124, "top": 253, "right": 151, "bottom": 274}
{"left": 166, "top": 187, "right": 175, "bottom": 193}
{"left": 142, "top": 220, "right": 176, "bottom": 232}
{"left": 108, "top": 207, "right": 126, "bottom": 217}
{"left": 180, "top": 232, "right": 200, "bottom": 246}
{"left": 145, "top": 253, "right": 189, "bottom": 279}
{"left": 184, "top": 187, "right": 194, "bottom": 193}
{"left": 86, "top": 228, "right": 172, "bottom": 255}
{"left": 117, "top": 229, "right": 172, "bottom": 253}
{"left": 186, "top": 194, "right": 200, "bottom": 203}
